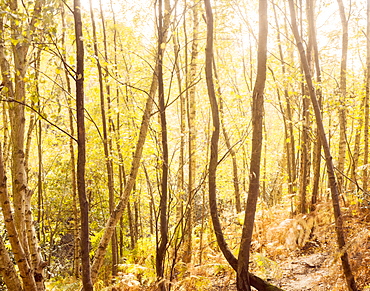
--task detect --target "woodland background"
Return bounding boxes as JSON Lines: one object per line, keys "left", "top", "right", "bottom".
{"left": 1, "top": 0, "right": 370, "bottom": 290}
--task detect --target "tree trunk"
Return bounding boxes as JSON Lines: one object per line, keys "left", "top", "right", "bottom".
{"left": 61, "top": 3, "right": 80, "bottom": 277}
{"left": 204, "top": 1, "right": 282, "bottom": 290}
{"left": 0, "top": 235, "right": 22, "bottom": 291}
{"left": 336, "top": 0, "right": 349, "bottom": 194}
{"left": 90, "top": 0, "right": 172, "bottom": 282}
{"left": 0, "top": 144, "right": 37, "bottom": 291}
{"left": 288, "top": 1, "right": 358, "bottom": 290}
{"left": 73, "top": 0, "right": 93, "bottom": 288}
{"left": 306, "top": 0, "right": 322, "bottom": 211}
{"left": 272, "top": 1, "right": 296, "bottom": 196}
{"left": 0, "top": 0, "right": 46, "bottom": 288}
{"left": 237, "top": 0, "right": 268, "bottom": 289}
{"left": 156, "top": 1, "right": 169, "bottom": 288}
{"left": 173, "top": 9, "right": 185, "bottom": 254}
{"left": 88, "top": 0, "right": 118, "bottom": 276}
{"left": 215, "top": 62, "right": 241, "bottom": 213}
{"left": 183, "top": 0, "right": 200, "bottom": 264}
{"left": 364, "top": 0, "right": 370, "bottom": 193}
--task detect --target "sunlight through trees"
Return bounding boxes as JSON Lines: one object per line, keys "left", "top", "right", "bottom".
{"left": 1, "top": 0, "right": 370, "bottom": 290}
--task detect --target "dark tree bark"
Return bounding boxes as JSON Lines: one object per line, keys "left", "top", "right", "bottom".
{"left": 60, "top": 3, "right": 80, "bottom": 277}
{"left": 156, "top": 1, "right": 169, "bottom": 289}
{"left": 237, "top": 0, "right": 268, "bottom": 289}
{"left": 73, "top": 0, "right": 93, "bottom": 289}
{"left": 204, "top": 0, "right": 283, "bottom": 290}
{"left": 288, "top": 1, "right": 357, "bottom": 290}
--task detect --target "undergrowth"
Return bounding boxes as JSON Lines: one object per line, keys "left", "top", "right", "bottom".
{"left": 45, "top": 199, "right": 370, "bottom": 290}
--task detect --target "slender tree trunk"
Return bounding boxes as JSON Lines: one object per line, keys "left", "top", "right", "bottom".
{"left": 299, "top": 20, "right": 312, "bottom": 213}
{"left": 90, "top": 0, "right": 172, "bottom": 282}
{"left": 61, "top": 3, "right": 80, "bottom": 277}
{"left": 364, "top": 0, "right": 370, "bottom": 192}
{"left": 306, "top": 0, "right": 322, "bottom": 211}
{"left": 336, "top": 0, "right": 349, "bottom": 194}
{"left": 351, "top": 96, "right": 365, "bottom": 189}
{"left": 288, "top": 1, "right": 358, "bottom": 290}
{"left": 156, "top": 1, "right": 169, "bottom": 289}
{"left": 236, "top": 0, "right": 268, "bottom": 290}
{"left": 272, "top": 1, "right": 296, "bottom": 196}
{"left": 109, "top": 0, "right": 126, "bottom": 262}
{"left": 88, "top": 0, "right": 118, "bottom": 276}
{"left": 204, "top": 0, "right": 237, "bottom": 270}
{"left": 173, "top": 23, "right": 185, "bottom": 226}
{"left": 100, "top": 0, "right": 119, "bottom": 273}
{"left": 0, "top": 0, "right": 46, "bottom": 288}
{"left": 183, "top": 0, "right": 200, "bottom": 264}
{"left": 204, "top": 1, "right": 282, "bottom": 290}
{"left": 215, "top": 62, "right": 241, "bottom": 213}
{"left": 173, "top": 12, "right": 186, "bottom": 259}
{"left": 73, "top": 0, "right": 93, "bottom": 288}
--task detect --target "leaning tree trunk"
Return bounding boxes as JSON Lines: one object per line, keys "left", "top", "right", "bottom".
{"left": 288, "top": 1, "right": 357, "bottom": 290}
{"left": 90, "top": 0, "right": 172, "bottom": 282}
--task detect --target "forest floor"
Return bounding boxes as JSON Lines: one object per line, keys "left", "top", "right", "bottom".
{"left": 208, "top": 251, "right": 337, "bottom": 291}
{"left": 207, "top": 202, "right": 370, "bottom": 291}
{"left": 99, "top": 202, "right": 370, "bottom": 291}
{"left": 271, "top": 251, "right": 335, "bottom": 290}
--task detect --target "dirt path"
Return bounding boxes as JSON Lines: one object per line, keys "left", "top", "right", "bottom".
{"left": 210, "top": 252, "right": 335, "bottom": 291}
{"left": 271, "top": 252, "right": 333, "bottom": 291}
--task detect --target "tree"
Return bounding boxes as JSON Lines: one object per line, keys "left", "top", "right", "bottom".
{"left": 88, "top": 0, "right": 118, "bottom": 276}
{"left": 73, "top": 0, "right": 93, "bottom": 288}
{"left": 336, "top": 0, "right": 349, "bottom": 193}
{"left": 90, "top": 0, "right": 172, "bottom": 282}
{"left": 204, "top": 0, "right": 282, "bottom": 290}
{"left": 156, "top": 0, "right": 169, "bottom": 288}
{"left": 364, "top": 0, "right": 370, "bottom": 193}
{"left": 288, "top": 0, "right": 358, "bottom": 289}
{"left": 183, "top": 0, "right": 200, "bottom": 264}
{"left": 236, "top": 0, "right": 268, "bottom": 289}
{"left": 0, "top": 0, "right": 47, "bottom": 289}
{"left": 306, "top": 0, "right": 322, "bottom": 211}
